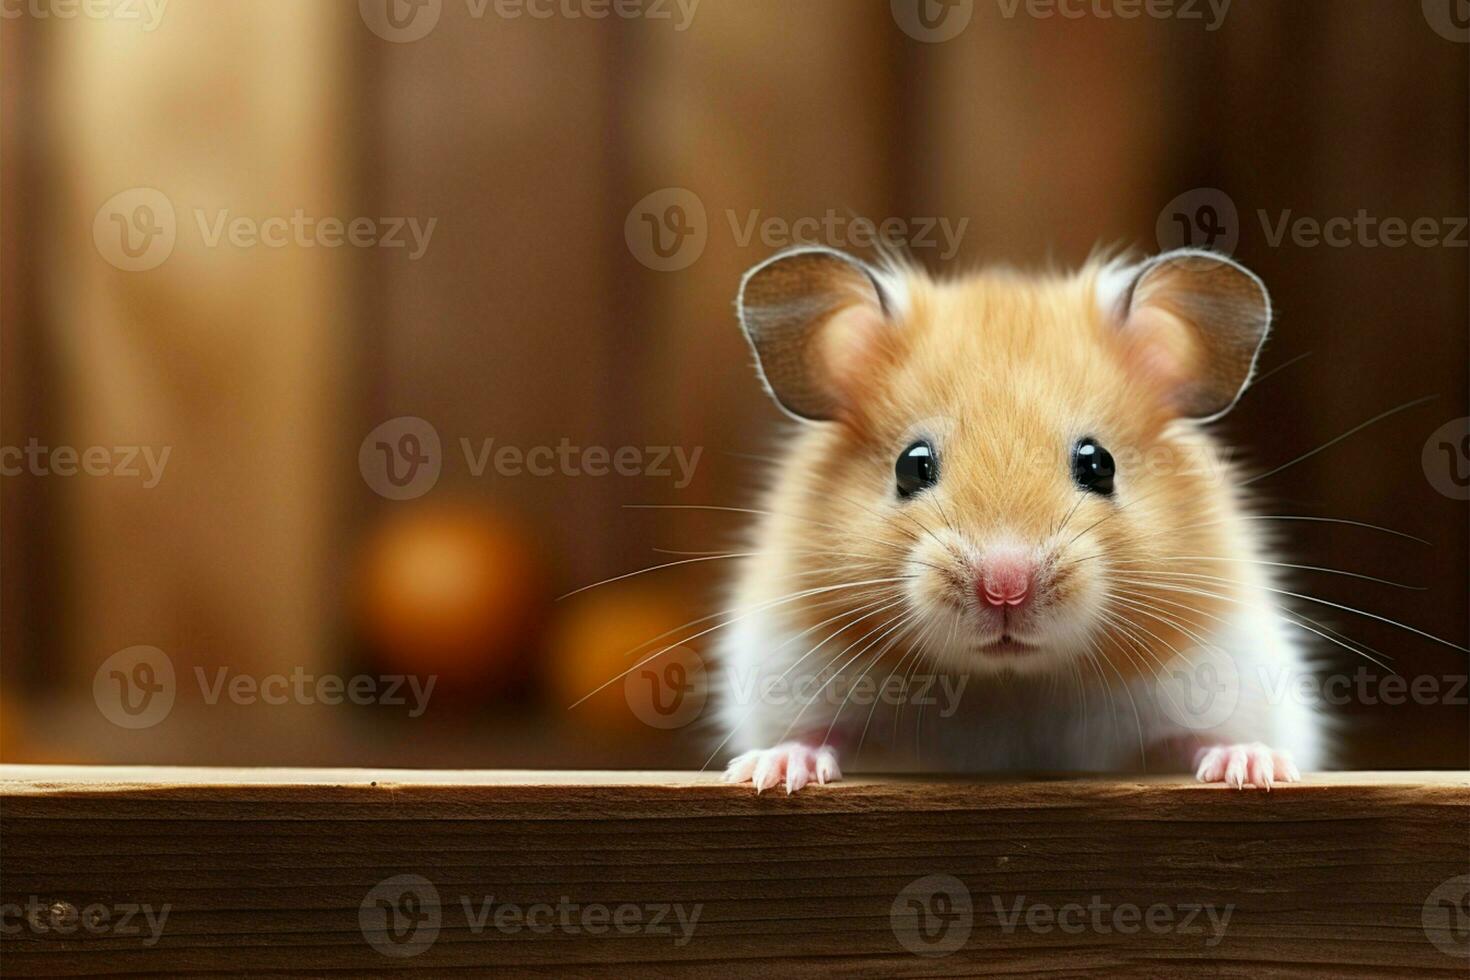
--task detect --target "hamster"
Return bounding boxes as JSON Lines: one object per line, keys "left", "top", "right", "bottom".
{"left": 716, "top": 244, "right": 1325, "bottom": 793}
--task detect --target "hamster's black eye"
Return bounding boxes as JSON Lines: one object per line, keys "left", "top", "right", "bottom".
{"left": 1072, "top": 437, "right": 1115, "bottom": 496}
{"left": 896, "top": 441, "right": 938, "bottom": 498}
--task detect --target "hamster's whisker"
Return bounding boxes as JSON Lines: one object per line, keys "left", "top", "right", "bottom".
{"left": 623, "top": 503, "right": 850, "bottom": 537}
{"left": 1238, "top": 349, "right": 1313, "bottom": 395}
{"left": 1096, "top": 609, "right": 1192, "bottom": 742}
{"left": 566, "top": 576, "right": 914, "bottom": 710}
{"left": 1241, "top": 393, "right": 1437, "bottom": 487}
{"left": 598, "top": 564, "right": 907, "bottom": 667}
{"left": 1114, "top": 569, "right": 1468, "bottom": 654}
{"left": 1089, "top": 631, "right": 1146, "bottom": 768}
{"left": 782, "top": 607, "right": 918, "bottom": 742}
{"left": 1105, "top": 586, "right": 1229, "bottom": 648}
{"left": 1111, "top": 573, "right": 1399, "bottom": 671}
{"left": 1109, "top": 555, "right": 1426, "bottom": 591}
{"left": 1079, "top": 638, "right": 1122, "bottom": 744}
{"left": 699, "top": 594, "right": 907, "bottom": 771}
{"left": 1100, "top": 598, "right": 1206, "bottom": 668}
{"left": 1061, "top": 484, "right": 1174, "bottom": 552}
{"left": 823, "top": 611, "right": 917, "bottom": 747}
{"left": 1168, "top": 514, "right": 1430, "bottom": 546}
{"left": 892, "top": 641, "right": 925, "bottom": 749}
{"left": 854, "top": 632, "right": 927, "bottom": 767}
{"left": 794, "top": 484, "right": 924, "bottom": 547}
{"left": 907, "top": 613, "right": 950, "bottom": 764}
{"left": 559, "top": 551, "right": 792, "bottom": 600}
{"left": 1051, "top": 489, "right": 1089, "bottom": 541}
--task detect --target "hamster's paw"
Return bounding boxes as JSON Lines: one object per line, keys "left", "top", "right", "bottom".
{"left": 722, "top": 742, "right": 842, "bottom": 794}
{"left": 1194, "top": 743, "right": 1301, "bottom": 790}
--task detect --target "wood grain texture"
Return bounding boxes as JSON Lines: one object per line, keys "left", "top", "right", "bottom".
{"left": 1, "top": 767, "right": 1467, "bottom": 977}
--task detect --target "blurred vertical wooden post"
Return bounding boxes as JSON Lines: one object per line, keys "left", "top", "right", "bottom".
{"left": 39, "top": 3, "right": 352, "bottom": 690}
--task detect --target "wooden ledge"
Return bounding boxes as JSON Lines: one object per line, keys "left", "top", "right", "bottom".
{"left": 2, "top": 767, "right": 1468, "bottom": 976}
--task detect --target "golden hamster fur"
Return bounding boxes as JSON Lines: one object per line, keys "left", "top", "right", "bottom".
{"left": 717, "top": 245, "right": 1324, "bottom": 793}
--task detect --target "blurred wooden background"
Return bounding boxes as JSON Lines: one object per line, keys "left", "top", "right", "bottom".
{"left": 1, "top": 0, "right": 1465, "bottom": 768}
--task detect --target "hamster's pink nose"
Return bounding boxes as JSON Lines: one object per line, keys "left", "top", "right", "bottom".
{"left": 978, "top": 552, "right": 1033, "bottom": 608}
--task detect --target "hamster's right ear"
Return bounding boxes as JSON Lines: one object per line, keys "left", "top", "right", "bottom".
{"left": 737, "top": 246, "right": 896, "bottom": 422}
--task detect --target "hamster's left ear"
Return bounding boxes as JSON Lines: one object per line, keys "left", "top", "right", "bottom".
{"left": 737, "top": 246, "right": 898, "bottom": 422}
{"left": 1106, "top": 249, "right": 1271, "bottom": 421}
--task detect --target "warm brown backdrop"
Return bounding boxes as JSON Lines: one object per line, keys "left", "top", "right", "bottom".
{"left": 1, "top": 0, "right": 1465, "bottom": 769}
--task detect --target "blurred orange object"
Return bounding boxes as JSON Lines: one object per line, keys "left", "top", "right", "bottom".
{"left": 548, "top": 581, "right": 699, "bottom": 731}
{"left": 356, "top": 504, "right": 546, "bottom": 700}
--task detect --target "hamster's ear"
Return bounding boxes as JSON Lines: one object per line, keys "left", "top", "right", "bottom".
{"left": 737, "top": 246, "right": 896, "bottom": 422}
{"left": 1109, "top": 249, "right": 1271, "bottom": 420}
